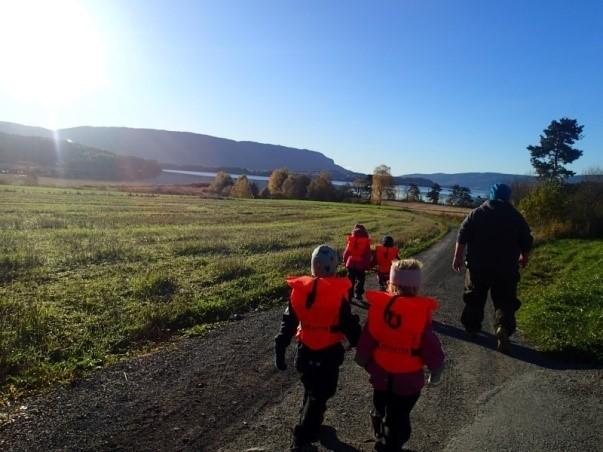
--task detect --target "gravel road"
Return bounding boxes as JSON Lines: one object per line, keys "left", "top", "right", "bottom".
{"left": 2, "top": 230, "right": 601, "bottom": 452}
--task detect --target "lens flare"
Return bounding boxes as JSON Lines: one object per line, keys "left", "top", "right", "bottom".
{"left": 0, "top": 0, "right": 107, "bottom": 107}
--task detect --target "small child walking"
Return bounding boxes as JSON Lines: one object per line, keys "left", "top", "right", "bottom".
{"left": 343, "top": 223, "right": 372, "bottom": 300}
{"left": 373, "top": 235, "right": 400, "bottom": 291}
{"left": 275, "top": 245, "right": 361, "bottom": 451}
{"left": 355, "top": 259, "right": 445, "bottom": 452}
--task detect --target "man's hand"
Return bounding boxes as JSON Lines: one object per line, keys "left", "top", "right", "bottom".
{"left": 274, "top": 347, "right": 287, "bottom": 371}
{"left": 452, "top": 242, "right": 465, "bottom": 273}
{"left": 452, "top": 255, "right": 463, "bottom": 272}
{"left": 519, "top": 253, "right": 529, "bottom": 268}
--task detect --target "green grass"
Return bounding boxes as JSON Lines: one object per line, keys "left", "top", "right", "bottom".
{"left": 0, "top": 185, "right": 447, "bottom": 400}
{"left": 518, "top": 239, "right": 603, "bottom": 361}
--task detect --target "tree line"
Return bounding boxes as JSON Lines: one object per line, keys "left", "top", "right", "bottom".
{"left": 208, "top": 169, "right": 351, "bottom": 202}
{"left": 209, "top": 165, "right": 478, "bottom": 207}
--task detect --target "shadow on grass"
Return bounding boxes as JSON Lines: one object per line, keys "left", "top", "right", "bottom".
{"left": 432, "top": 320, "right": 603, "bottom": 371}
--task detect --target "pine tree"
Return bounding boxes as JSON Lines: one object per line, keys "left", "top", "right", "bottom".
{"left": 527, "top": 118, "right": 584, "bottom": 180}
{"left": 426, "top": 183, "right": 441, "bottom": 204}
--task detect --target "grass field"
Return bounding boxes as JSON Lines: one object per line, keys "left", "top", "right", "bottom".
{"left": 0, "top": 185, "right": 446, "bottom": 401}
{"left": 518, "top": 239, "right": 603, "bottom": 360}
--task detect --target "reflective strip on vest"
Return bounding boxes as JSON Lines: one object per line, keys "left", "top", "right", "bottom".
{"left": 366, "top": 291, "right": 437, "bottom": 373}
{"left": 287, "top": 276, "right": 351, "bottom": 351}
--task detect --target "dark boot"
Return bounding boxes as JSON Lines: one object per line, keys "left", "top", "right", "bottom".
{"left": 371, "top": 411, "right": 385, "bottom": 439}
{"left": 496, "top": 325, "right": 510, "bottom": 353}
{"left": 291, "top": 425, "right": 315, "bottom": 451}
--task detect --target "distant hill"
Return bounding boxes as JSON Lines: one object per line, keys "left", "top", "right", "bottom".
{"left": 0, "top": 122, "right": 354, "bottom": 180}
{"left": 402, "top": 172, "right": 535, "bottom": 190}
{"left": 402, "top": 172, "right": 598, "bottom": 191}
{"left": 0, "top": 131, "right": 161, "bottom": 180}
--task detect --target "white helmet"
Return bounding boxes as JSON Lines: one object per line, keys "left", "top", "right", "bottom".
{"left": 311, "top": 245, "right": 338, "bottom": 277}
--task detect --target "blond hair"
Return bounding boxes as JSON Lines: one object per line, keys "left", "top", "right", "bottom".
{"left": 388, "top": 258, "right": 423, "bottom": 296}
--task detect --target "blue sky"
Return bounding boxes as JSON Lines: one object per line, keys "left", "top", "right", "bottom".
{"left": 0, "top": 0, "right": 602, "bottom": 175}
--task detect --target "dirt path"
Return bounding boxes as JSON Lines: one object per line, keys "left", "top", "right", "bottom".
{"left": 2, "top": 231, "right": 602, "bottom": 452}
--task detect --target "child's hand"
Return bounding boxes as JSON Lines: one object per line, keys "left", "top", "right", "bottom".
{"left": 427, "top": 365, "right": 444, "bottom": 386}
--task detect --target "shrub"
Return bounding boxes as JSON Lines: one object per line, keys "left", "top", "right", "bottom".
{"left": 519, "top": 180, "right": 603, "bottom": 239}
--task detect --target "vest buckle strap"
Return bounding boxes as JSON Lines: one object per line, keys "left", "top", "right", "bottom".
{"left": 378, "top": 343, "right": 422, "bottom": 356}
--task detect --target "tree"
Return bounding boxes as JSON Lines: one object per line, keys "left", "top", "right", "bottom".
{"left": 209, "top": 171, "right": 234, "bottom": 194}
{"left": 230, "top": 175, "right": 253, "bottom": 198}
{"left": 352, "top": 175, "right": 372, "bottom": 200}
{"left": 307, "top": 172, "right": 337, "bottom": 201}
{"left": 371, "top": 165, "right": 395, "bottom": 205}
{"left": 249, "top": 181, "right": 259, "bottom": 198}
{"left": 447, "top": 184, "right": 473, "bottom": 207}
{"left": 267, "top": 168, "right": 289, "bottom": 197}
{"left": 425, "top": 183, "right": 441, "bottom": 204}
{"left": 282, "top": 174, "right": 311, "bottom": 199}
{"left": 260, "top": 186, "right": 270, "bottom": 198}
{"left": 527, "top": 118, "right": 584, "bottom": 180}
{"left": 405, "top": 183, "right": 422, "bottom": 202}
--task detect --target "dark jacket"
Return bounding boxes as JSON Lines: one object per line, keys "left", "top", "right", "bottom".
{"left": 458, "top": 200, "right": 533, "bottom": 272}
{"left": 275, "top": 297, "right": 361, "bottom": 370}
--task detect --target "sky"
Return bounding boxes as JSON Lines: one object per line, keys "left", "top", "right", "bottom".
{"left": 0, "top": 0, "right": 602, "bottom": 175}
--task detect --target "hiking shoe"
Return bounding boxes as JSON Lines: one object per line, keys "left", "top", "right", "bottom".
{"left": 496, "top": 326, "right": 510, "bottom": 353}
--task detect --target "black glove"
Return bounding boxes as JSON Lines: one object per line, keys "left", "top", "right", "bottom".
{"left": 274, "top": 347, "right": 287, "bottom": 371}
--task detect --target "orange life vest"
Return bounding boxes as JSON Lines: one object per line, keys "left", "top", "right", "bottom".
{"left": 374, "top": 245, "right": 399, "bottom": 274}
{"left": 287, "top": 276, "right": 351, "bottom": 351}
{"left": 366, "top": 291, "right": 437, "bottom": 373}
{"left": 345, "top": 235, "right": 371, "bottom": 267}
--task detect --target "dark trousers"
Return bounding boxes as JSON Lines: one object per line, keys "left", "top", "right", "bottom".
{"left": 461, "top": 267, "right": 521, "bottom": 335}
{"left": 377, "top": 272, "right": 389, "bottom": 290}
{"left": 373, "top": 389, "right": 420, "bottom": 451}
{"left": 294, "top": 349, "right": 341, "bottom": 444}
{"left": 347, "top": 267, "right": 366, "bottom": 299}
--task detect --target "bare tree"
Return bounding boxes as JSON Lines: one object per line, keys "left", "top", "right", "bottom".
{"left": 371, "top": 165, "right": 394, "bottom": 205}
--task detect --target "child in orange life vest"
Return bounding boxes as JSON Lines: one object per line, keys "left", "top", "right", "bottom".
{"left": 343, "top": 224, "right": 372, "bottom": 301}
{"left": 274, "top": 245, "right": 361, "bottom": 451}
{"left": 355, "top": 259, "right": 445, "bottom": 452}
{"left": 373, "top": 235, "right": 400, "bottom": 291}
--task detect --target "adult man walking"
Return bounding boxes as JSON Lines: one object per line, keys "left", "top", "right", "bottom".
{"left": 452, "top": 183, "right": 533, "bottom": 352}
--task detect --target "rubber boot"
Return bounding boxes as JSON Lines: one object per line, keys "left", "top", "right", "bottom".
{"left": 291, "top": 425, "right": 314, "bottom": 451}
{"left": 496, "top": 325, "right": 510, "bottom": 353}
{"left": 371, "top": 411, "right": 385, "bottom": 440}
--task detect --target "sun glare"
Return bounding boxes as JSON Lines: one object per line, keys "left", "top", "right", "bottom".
{"left": 0, "top": 0, "right": 106, "bottom": 107}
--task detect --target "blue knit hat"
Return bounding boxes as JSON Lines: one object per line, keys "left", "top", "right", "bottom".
{"left": 489, "top": 183, "right": 512, "bottom": 201}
